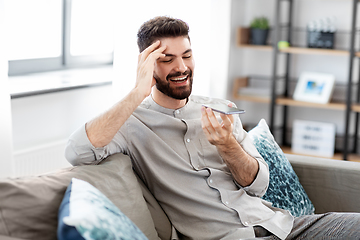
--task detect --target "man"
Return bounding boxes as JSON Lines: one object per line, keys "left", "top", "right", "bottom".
{"left": 66, "top": 16, "right": 360, "bottom": 239}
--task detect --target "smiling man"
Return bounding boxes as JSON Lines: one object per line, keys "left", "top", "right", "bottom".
{"left": 65, "top": 16, "right": 360, "bottom": 240}
{"left": 153, "top": 37, "right": 194, "bottom": 105}
{"left": 153, "top": 37, "right": 193, "bottom": 101}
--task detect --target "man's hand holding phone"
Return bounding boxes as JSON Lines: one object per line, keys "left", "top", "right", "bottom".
{"left": 201, "top": 104, "right": 236, "bottom": 147}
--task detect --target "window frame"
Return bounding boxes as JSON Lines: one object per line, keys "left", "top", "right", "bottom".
{"left": 8, "top": 0, "right": 113, "bottom": 76}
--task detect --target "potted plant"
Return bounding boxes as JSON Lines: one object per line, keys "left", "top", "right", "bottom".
{"left": 250, "top": 17, "right": 270, "bottom": 45}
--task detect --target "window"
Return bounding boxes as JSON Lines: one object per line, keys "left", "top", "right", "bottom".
{"left": 5, "top": 0, "right": 114, "bottom": 76}
{"left": 70, "top": 0, "right": 114, "bottom": 56}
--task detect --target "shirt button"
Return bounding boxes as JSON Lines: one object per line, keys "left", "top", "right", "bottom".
{"left": 175, "top": 110, "right": 180, "bottom": 114}
{"left": 186, "top": 139, "right": 190, "bottom": 143}
{"left": 244, "top": 221, "right": 248, "bottom": 226}
{"left": 225, "top": 201, "right": 229, "bottom": 205}
{"left": 209, "top": 179, "right": 213, "bottom": 183}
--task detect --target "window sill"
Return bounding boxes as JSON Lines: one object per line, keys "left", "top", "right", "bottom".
{"left": 9, "top": 66, "right": 113, "bottom": 99}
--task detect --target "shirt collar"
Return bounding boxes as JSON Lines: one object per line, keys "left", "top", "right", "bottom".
{"left": 142, "top": 95, "right": 192, "bottom": 116}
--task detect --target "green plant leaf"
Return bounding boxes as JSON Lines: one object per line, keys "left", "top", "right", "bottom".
{"left": 250, "top": 17, "right": 269, "bottom": 29}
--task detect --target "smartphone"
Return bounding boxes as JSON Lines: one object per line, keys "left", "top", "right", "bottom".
{"left": 202, "top": 103, "right": 245, "bottom": 115}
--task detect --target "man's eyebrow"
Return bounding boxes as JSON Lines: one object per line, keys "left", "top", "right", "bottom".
{"left": 164, "top": 49, "right": 192, "bottom": 57}
{"left": 183, "top": 49, "right": 192, "bottom": 55}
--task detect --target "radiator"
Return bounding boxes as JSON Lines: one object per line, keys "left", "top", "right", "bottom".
{"left": 13, "top": 140, "right": 72, "bottom": 177}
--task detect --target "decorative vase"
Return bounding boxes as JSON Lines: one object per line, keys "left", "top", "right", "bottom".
{"left": 251, "top": 28, "right": 269, "bottom": 45}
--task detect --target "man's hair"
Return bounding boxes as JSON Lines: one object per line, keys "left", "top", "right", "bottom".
{"left": 137, "top": 16, "right": 190, "bottom": 52}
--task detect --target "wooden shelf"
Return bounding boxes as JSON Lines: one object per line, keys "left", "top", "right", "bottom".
{"left": 233, "top": 78, "right": 346, "bottom": 110}
{"left": 233, "top": 94, "right": 347, "bottom": 110}
{"left": 236, "top": 27, "right": 272, "bottom": 51}
{"left": 276, "top": 97, "right": 346, "bottom": 110}
{"left": 279, "top": 47, "right": 349, "bottom": 56}
{"left": 238, "top": 45, "right": 360, "bottom": 57}
{"left": 352, "top": 103, "right": 360, "bottom": 112}
{"left": 233, "top": 92, "right": 360, "bottom": 114}
{"left": 282, "top": 146, "right": 360, "bottom": 162}
{"left": 239, "top": 45, "right": 360, "bottom": 57}
{"left": 236, "top": 27, "right": 358, "bottom": 57}
{"left": 237, "top": 44, "right": 273, "bottom": 51}
{"left": 354, "top": 52, "right": 360, "bottom": 57}
{"left": 232, "top": 77, "right": 271, "bottom": 103}
{"left": 276, "top": 98, "right": 360, "bottom": 112}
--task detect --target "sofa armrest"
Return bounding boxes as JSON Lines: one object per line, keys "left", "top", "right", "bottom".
{"left": 286, "top": 153, "right": 360, "bottom": 213}
{"left": 0, "top": 153, "right": 159, "bottom": 240}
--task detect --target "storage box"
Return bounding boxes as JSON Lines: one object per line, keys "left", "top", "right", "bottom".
{"left": 292, "top": 119, "right": 336, "bottom": 158}
{"left": 307, "top": 31, "right": 335, "bottom": 49}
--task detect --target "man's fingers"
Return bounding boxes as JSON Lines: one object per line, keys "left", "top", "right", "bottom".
{"left": 206, "top": 108, "right": 223, "bottom": 132}
{"left": 140, "top": 40, "right": 161, "bottom": 60}
{"left": 146, "top": 46, "right": 167, "bottom": 64}
{"left": 201, "top": 107, "right": 223, "bottom": 140}
{"left": 139, "top": 41, "right": 166, "bottom": 63}
{"left": 201, "top": 107, "right": 215, "bottom": 134}
{"left": 201, "top": 106, "right": 236, "bottom": 146}
{"left": 201, "top": 108, "right": 218, "bottom": 144}
{"left": 220, "top": 113, "right": 234, "bottom": 130}
{"left": 136, "top": 42, "right": 166, "bottom": 84}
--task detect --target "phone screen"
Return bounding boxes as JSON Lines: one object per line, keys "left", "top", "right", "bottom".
{"left": 202, "top": 104, "right": 245, "bottom": 115}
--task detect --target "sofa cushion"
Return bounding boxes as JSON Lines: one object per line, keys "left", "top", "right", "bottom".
{"left": 136, "top": 175, "right": 172, "bottom": 240}
{"left": 0, "top": 153, "right": 158, "bottom": 240}
{"left": 248, "top": 119, "right": 315, "bottom": 217}
{"left": 57, "top": 178, "right": 147, "bottom": 240}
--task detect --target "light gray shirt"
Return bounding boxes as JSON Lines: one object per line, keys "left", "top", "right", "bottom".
{"left": 65, "top": 95, "right": 293, "bottom": 240}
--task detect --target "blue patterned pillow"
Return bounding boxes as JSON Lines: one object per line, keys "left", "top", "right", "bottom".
{"left": 248, "top": 119, "right": 315, "bottom": 217}
{"left": 57, "top": 178, "right": 148, "bottom": 240}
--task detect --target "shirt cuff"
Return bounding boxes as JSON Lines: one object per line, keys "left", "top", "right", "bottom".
{"left": 65, "top": 124, "right": 102, "bottom": 166}
{"left": 242, "top": 159, "right": 269, "bottom": 197}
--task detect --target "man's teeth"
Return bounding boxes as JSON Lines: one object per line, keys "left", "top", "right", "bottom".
{"left": 171, "top": 76, "right": 187, "bottom": 82}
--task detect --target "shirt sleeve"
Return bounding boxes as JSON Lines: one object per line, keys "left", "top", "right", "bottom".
{"left": 64, "top": 124, "right": 128, "bottom": 166}
{"left": 232, "top": 116, "right": 269, "bottom": 197}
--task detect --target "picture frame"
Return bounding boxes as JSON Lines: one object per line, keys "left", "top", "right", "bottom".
{"left": 293, "top": 72, "right": 335, "bottom": 104}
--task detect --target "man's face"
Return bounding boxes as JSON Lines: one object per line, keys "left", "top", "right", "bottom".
{"left": 154, "top": 37, "right": 195, "bottom": 100}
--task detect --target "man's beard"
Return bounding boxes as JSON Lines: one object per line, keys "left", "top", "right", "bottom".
{"left": 154, "top": 69, "right": 193, "bottom": 100}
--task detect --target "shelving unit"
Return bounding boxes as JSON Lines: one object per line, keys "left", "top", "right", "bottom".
{"left": 233, "top": 0, "right": 360, "bottom": 160}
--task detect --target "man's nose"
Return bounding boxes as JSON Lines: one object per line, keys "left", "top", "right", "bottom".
{"left": 174, "top": 58, "right": 187, "bottom": 73}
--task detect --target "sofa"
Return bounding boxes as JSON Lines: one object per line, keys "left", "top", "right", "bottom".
{"left": 1, "top": 151, "right": 360, "bottom": 240}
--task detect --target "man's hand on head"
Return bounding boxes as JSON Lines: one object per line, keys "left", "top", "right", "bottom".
{"left": 135, "top": 40, "right": 166, "bottom": 98}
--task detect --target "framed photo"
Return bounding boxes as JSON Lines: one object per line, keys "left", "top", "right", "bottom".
{"left": 293, "top": 72, "right": 335, "bottom": 104}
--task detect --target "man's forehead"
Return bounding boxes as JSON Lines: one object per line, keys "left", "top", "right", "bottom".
{"left": 159, "top": 37, "right": 191, "bottom": 55}
{"left": 158, "top": 36, "right": 190, "bottom": 44}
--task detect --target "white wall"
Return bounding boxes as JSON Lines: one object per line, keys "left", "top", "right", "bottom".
{"left": 0, "top": 0, "right": 14, "bottom": 178}
{"left": 11, "top": 85, "right": 113, "bottom": 151}
{"left": 229, "top": 0, "right": 358, "bottom": 136}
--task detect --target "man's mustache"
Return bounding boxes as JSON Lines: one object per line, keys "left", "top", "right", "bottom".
{"left": 166, "top": 69, "right": 192, "bottom": 80}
